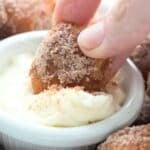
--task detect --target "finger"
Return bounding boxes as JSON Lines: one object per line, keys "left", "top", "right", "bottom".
{"left": 53, "top": 0, "right": 100, "bottom": 25}
{"left": 78, "top": 0, "right": 150, "bottom": 58}
{"left": 102, "top": 50, "right": 131, "bottom": 86}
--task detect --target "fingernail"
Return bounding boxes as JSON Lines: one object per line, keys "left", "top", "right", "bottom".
{"left": 78, "top": 22, "right": 105, "bottom": 50}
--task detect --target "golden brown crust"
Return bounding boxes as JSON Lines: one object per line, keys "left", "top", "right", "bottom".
{"left": 30, "top": 66, "right": 47, "bottom": 94}
{"left": 98, "top": 124, "right": 150, "bottom": 150}
{"left": 30, "top": 23, "right": 111, "bottom": 94}
{"left": 0, "top": 0, "right": 55, "bottom": 39}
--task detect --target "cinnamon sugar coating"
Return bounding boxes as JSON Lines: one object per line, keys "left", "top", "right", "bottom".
{"left": 30, "top": 23, "right": 111, "bottom": 93}
{"left": 98, "top": 124, "right": 150, "bottom": 150}
{"left": 0, "top": 0, "right": 55, "bottom": 39}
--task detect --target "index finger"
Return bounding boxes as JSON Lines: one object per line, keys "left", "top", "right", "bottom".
{"left": 53, "top": 0, "right": 100, "bottom": 25}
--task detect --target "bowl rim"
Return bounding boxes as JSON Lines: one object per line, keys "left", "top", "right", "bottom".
{"left": 0, "top": 31, "right": 145, "bottom": 148}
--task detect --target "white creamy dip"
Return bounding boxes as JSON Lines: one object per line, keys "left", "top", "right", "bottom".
{"left": 0, "top": 53, "right": 125, "bottom": 127}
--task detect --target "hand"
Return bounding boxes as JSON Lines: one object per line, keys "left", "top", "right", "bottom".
{"left": 53, "top": 0, "right": 100, "bottom": 25}
{"left": 54, "top": 0, "right": 150, "bottom": 77}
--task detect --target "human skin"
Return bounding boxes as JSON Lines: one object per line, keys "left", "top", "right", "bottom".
{"left": 54, "top": 0, "right": 150, "bottom": 77}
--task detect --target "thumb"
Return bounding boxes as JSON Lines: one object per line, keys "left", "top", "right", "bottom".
{"left": 78, "top": 0, "right": 150, "bottom": 58}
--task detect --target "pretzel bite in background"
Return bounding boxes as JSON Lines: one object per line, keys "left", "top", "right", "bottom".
{"left": 30, "top": 23, "right": 111, "bottom": 94}
{"left": 131, "top": 38, "right": 150, "bottom": 82}
{"left": 147, "top": 73, "right": 150, "bottom": 96}
{"left": 131, "top": 37, "right": 150, "bottom": 98}
{"left": 98, "top": 124, "right": 150, "bottom": 150}
{"left": 0, "top": 0, "right": 55, "bottom": 39}
{"left": 0, "top": 0, "right": 7, "bottom": 28}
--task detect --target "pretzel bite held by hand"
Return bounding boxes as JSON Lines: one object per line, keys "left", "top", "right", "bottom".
{"left": 30, "top": 23, "right": 111, "bottom": 94}
{"left": 98, "top": 124, "right": 150, "bottom": 150}
{"left": 0, "top": 0, "right": 55, "bottom": 39}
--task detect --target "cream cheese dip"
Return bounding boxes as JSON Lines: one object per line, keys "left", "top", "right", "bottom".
{"left": 0, "top": 53, "right": 125, "bottom": 127}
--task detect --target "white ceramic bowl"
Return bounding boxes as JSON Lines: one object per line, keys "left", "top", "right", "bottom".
{"left": 0, "top": 31, "right": 144, "bottom": 150}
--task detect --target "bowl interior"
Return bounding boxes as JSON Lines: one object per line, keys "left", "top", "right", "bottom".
{"left": 0, "top": 31, "right": 144, "bottom": 147}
